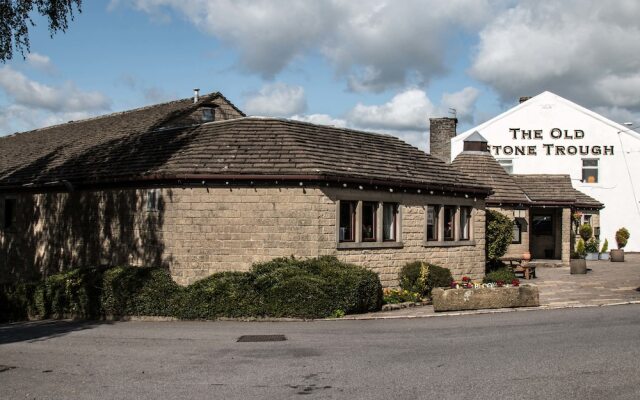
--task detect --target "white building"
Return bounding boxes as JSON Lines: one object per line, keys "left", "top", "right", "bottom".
{"left": 451, "top": 91, "right": 640, "bottom": 251}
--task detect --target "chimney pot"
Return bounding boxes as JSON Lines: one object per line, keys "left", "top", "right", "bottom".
{"left": 519, "top": 96, "right": 532, "bottom": 104}
{"left": 193, "top": 88, "right": 200, "bottom": 104}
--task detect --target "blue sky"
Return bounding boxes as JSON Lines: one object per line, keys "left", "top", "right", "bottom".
{"left": 2, "top": 1, "right": 640, "bottom": 150}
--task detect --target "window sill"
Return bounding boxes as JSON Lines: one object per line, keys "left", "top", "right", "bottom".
{"left": 337, "top": 241, "right": 404, "bottom": 250}
{"left": 423, "top": 240, "right": 476, "bottom": 248}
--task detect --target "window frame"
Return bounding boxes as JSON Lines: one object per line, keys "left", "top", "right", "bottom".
{"left": 443, "top": 205, "right": 457, "bottom": 242}
{"left": 382, "top": 203, "right": 398, "bottom": 242}
{"left": 423, "top": 203, "right": 476, "bottom": 247}
{"left": 582, "top": 158, "right": 599, "bottom": 183}
{"left": 426, "top": 205, "right": 439, "bottom": 242}
{"left": 337, "top": 200, "right": 402, "bottom": 249}
{"left": 361, "top": 201, "right": 378, "bottom": 242}
{"left": 338, "top": 200, "right": 357, "bottom": 243}
{"left": 460, "top": 206, "right": 472, "bottom": 241}
{"left": 512, "top": 220, "right": 522, "bottom": 244}
{"left": 497, "top": 158, "right": 514, "bottom": 174}
{"left": 146, "top": 189, "right": 160, "bottom": 212}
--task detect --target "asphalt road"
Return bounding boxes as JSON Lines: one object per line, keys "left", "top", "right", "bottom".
{"left": 1, "top": 306, "right": 639, "bottom": 400}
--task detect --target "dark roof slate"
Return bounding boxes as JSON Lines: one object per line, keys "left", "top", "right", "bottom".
{"left": 0, "top": 113, "right": 491, "bottom": 194}
{"left": 452, "top": 152, "right": 529, "bottom": 204}
{"left": 512, "top": 174, "right": 603, "bottom": 208}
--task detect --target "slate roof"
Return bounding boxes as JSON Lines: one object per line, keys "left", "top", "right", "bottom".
{"left": 512, "top": 174, "right": 603, "bottom": 209}
{"left": 0, "top": 92, "right": 245, "bottom": 188}
{"left": 452, "top": 152, "right": 529, "bottom": 205}
{"left": 0, "top": 110, "right": 491, "bottom": 194}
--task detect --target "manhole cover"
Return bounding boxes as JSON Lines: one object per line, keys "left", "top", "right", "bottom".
{"left": 0, "top": 365, "right": 16, "bottom": 373}
{"left": 237, "top": 335, "right": 287, "bottom": 342}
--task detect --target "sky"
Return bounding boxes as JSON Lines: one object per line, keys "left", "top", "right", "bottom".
{"left": 2, "top": 0, "right": 640, "bottom": 150}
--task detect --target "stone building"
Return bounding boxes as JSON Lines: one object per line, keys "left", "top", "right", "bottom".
{"left": 0, "top": 92, "right": 491, "bottom": 287}
{"left": 430, "top": 123, "right": 602, "bottom": 266}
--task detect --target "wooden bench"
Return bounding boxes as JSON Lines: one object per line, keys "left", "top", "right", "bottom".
{"left": 499, "top": 257, "right": 537, "bottom": 280}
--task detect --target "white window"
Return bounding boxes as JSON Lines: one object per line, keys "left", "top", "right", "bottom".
{"left": 460, "top": 207, "right": 472, "bottom": 240}
{"left": 146, "top": 189, "right": 160, "bottom": 212}
{"left": 497, "top": 159, "right": 513, "bottom": 174}
{"left": 582, "top": 159, "right": 598, "bottom": 183}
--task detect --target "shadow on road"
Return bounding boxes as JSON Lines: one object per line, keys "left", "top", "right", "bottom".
{"left": 0, "top": 320, "right": 112, "bottom": 345}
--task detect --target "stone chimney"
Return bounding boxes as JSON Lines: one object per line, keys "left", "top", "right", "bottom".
{"left": 429, "top": 117, "right": 457, "bottom": 163}
{"left": 519, "top": 96, "right": 532, "bottom": 104}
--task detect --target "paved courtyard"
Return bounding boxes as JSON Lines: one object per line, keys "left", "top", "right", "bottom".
{"left": 344, "top": 253, "right": 640, "bottom": 319}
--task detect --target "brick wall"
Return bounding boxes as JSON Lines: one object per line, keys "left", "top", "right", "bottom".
{"left": 0, "top": 186, "right": 486, "bottom": 287}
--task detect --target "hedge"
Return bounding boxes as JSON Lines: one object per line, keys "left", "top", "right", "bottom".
{"left": 483, "top": 268, "right": 516, "bottom": 284}
{"left": 0, "top": 256, "right": 383, "bottom": 321}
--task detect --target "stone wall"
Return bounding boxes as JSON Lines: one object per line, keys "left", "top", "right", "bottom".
{"left": 0, "top": 186, "right": 486, "bottom": 287}
{"left": 489, "top": 206, "right": 530, "bottom": 259}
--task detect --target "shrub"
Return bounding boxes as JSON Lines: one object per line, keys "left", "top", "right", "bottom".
{"left": 252, "top": 256, "right": 382, "bottom": 318}
{"left": 585, "top": 238, "right": 600, "bottom": 254}
{"left": 486, "top": 210, "right": 513, "bottom": 262}
{"left": 426, "top": 264, "right": 453, "bottom": 293}
{"left": 37, "top": 267, "right": 105, "bottom": 318}
{"left": 575, "top": 238, "right": 586, "bottom": 258}
{"left": 0, "top": 283, "right": 38, "bottom": 322}
{"left": 383, "top": 288, "right": 420, "bottom": 304}
{"left": 616, "top": 227, "right": 630, "bottom": 249}
{"left": 483, "top": 268, "right": 516, "bottom": 284}
{"left": 399, "top": 262, "right": 452, "bottom": 297}
{"left": 601, "top": 239, "right": 609, "bottom": 253}
{"left": 101, "top": 267, "right": 182, "bottom": 317}
{"left": 579, "top": 224, "right": 593, "bottom": 241}
{"left": 398, "top": 261, "right": 428, "bottom": 295}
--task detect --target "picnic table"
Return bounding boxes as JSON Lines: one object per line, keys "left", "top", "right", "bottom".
{"left": 499, "top": 256, "right": 536, "bottom": 280}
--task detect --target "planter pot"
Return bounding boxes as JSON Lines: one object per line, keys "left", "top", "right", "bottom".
{"left": 431, "top": 286, "right": 539, "bottom": 312}
{"left": 610, "top": 249, "right": 625, "bottom": 262}
{"left": 585, "top": 252, "right": 599, "bottom": 261}
{"left": 570, "top": 259, "right": 587, "bottom": 274}
{"left": 599, "top": 252, "right": 610, "bottom": 261}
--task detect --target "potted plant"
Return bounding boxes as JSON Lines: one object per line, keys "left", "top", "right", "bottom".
{"left": 579, "top": 223, "right": 593, "bottom": 241}
{"left": 599, "top": 239, "right": 610, "bottom": 261}
{"left": 570, "top": 238, "right": 587, "bottom": 274}
{"left": 584, "top": 238, "right": 600, "bottom": 261}
{"left": 611, "top": 227, "right": 630, "bottom": 262}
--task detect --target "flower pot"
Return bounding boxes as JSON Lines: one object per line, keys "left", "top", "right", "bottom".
{"left": 610, "top": 249, "right": 625, "bottom": 262}
{"left": 570, "top": 259, "right": 587, "bottom": 274}
{"left": 585, "top": 252, "right": 599, "bottom": 261}
{"left": 599, "top": 252, "right": 610, "bottom": 261}
{"left": 522, "top": 251, "right": 532, "bottom": 261}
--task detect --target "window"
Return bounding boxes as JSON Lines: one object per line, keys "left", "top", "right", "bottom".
{"left": 497, "top": 159, "right": 513, "bottom": 174}
{"left": 383, "top": 203, "right": 398, "bottom": 241}
{"left": 146, "top": 189, "right": 159, "bottom": 212}
{"left": 582, "top": 214, "right": 592, "bottom": 225}
{"left": 512, "top": 220, "right": 522, "bottom": 244}
{"left": 582, "top": 159, "right": 598, "bottom": 183}
{"left": 426, "top": 206, "right": 439, "bottom": 241}
{"left": 3, "top": 198, "right": 16, "bottom": 229}
{"left": 362, "top": 202, "right": 377, "bottom": 241}
{"left": 202, "top": 107, "right": 214, "bottom": 122}
{"left": 443, "top": 206, "right": 456, "bottom": 241}
{"left": 460, "top": 207, "right": 471, "bottom": 240}
{"left": 339, "top": 201, "right": 356, "bottom": 242}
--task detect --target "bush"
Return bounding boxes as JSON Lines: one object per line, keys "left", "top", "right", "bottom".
{"left": 399, "top": 262, "right": 452, "bottom": 297}
{"left": 0, "top": 283, "right": 38, "bottom": 322}
{"left": 601, "top": 239, "right": 609, "bottom": 253}
{"left": 585, "top": 238, "right": 599, "bottom": 253}
{"left": 616, "top": 227, "right": 630, "bottom": 249}
{"left": 7, "top": 256, "right": 383, "bottom": 321}
{"left": 575, "top": 238, "right": 586, "bottom": 259}
{"left": 37, "top": 267, "right": 105, "bottom": 318}
{"left": 486, "top": 210, "right": 513, "bottom": 262}
{"left": 579, "top": 224, "right": 593, "bottom": 241}
{"left": 101, "top": 267, "right": 182, "bottom": 317}
{"left": 483, "top": 268, "right": 516, "bottom": 284}
{"left": 383, "top": 288, "right": 420, "bottom": 304}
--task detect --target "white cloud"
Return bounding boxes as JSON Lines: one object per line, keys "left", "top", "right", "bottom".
{"left": 244, "top": 83, "right": 307, "bottom": 117}
{"left": 0, "top": 66, "right": 110, "bottom": 113}
{"left": 470, "top": 1, "right": 640, "bottom": 110}
{"left": 440, "top": 86, "right": 479, "bottom": 123}
{"left": 26, "top": 53, "right": 55, "bottom": 74}
{"left": 117, "top": 0, "right": 498, "bottom": 92}
{"left": 290, "top": 113, "right": 347, "bottom": 128}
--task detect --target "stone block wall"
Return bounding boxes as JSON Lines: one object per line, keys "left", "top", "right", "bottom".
{"left": 0, "top": 185, "right": 486, "bottom": 287}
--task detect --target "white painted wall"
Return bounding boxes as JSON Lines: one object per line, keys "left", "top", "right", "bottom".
{"left": 452, "top": 91, "right": 640, "bottom": 251}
